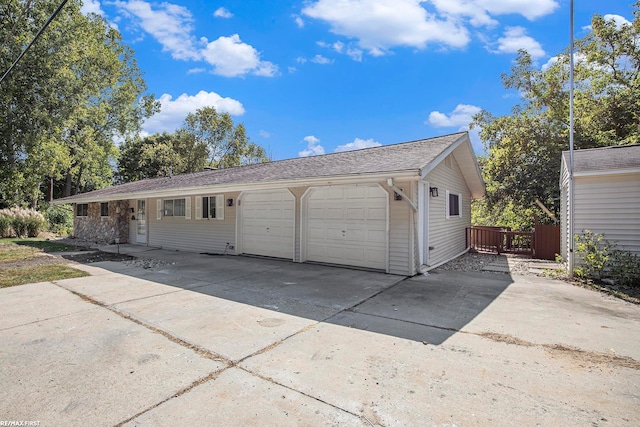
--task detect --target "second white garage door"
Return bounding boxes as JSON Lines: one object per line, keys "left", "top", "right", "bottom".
{"left": 304, "top": 185, "right": 387, "bottom": 270}
{"left": 240, "top": 190, "right": 294, "bottom": 259}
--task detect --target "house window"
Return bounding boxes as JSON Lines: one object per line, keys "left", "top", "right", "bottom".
{"left": 446, "top": 191, "right": 461, "bottom": 218}
{"left": 76, "top": 203, "right": 88, "bottom": 217}
{"left": 163, "top": 198, "right": 186, "bottom": 217}
{"left": 197, "top": 195, "right": 224, "bottom": 220}
{"left": 100, "top": 202, "right": 109, "bottom": 217}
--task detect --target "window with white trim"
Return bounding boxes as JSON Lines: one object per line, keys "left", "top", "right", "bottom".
{"left": 163, "top": 198, "right": 186, "bottom": 217}
{"left": 446, "top": 191, "right": 461, "bottom": 219}
{"left": 195, "top": 195, "right": 224, "bottom": 220}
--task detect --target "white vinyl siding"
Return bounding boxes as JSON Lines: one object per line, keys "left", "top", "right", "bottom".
{"left": 572, "top": 173, "right": 640, "bottom": 255}
{"left": 387, "top": 181, "right": 414, "bottom": 275}
{"left": 425, "top": 156, "right": 472, "bottom": 267}
{"left": 147, "top": 192, "right": 240, "bottom": 254}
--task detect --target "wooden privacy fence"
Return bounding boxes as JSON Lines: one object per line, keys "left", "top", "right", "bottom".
{"left": 466, "top": 225, "right": 560, "bottom": 260}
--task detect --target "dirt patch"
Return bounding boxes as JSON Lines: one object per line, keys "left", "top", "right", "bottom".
{"left": 544, "top": 344, "right": 640, "bottom": 370}
{"left": 0, "top": 251, "right": 133, "bottom": 269}
{"left": 477, "top": 332, "right": 535, "bottom": 347}
{"left": 479, "top": 331, "right": 640, "bottom": 370}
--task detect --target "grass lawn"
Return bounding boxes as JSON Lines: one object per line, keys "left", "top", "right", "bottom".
{"left": 1, "top": 237, "right": 79, "bottom": 252}
{"left": 0, "top": 238, "right": 89, "bottom": 287}
{"left": 0, "top": 237, "right": 82, "bottom": 262}
{"left": 0, "top": 264, "right": 89, "bottom": 288}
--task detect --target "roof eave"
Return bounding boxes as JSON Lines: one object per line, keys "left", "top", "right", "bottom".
{"left": 52, "top": 170, "right": 420, "bottom": 204}
{"left": 420, "top": 133, "right": 486, "bottom": 199}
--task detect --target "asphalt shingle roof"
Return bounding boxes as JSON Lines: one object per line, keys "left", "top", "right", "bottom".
{"left": 58, "top": 132, "right": 467, "bottom": 202}
{"left": 563, "top": 144, "right": 640, "bottom": 173}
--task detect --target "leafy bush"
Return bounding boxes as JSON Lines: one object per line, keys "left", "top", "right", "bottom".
{"left": 0, "top": 212, "right": 11, "bottom": 237}
{"left": 43, "top": 204, "right": 74, "bottom": 236}
{"left": 574, "top": 230, "right": 640, "bottom": 287}
{"left": 0, "top": 207, "right": 47, "bottom": 238}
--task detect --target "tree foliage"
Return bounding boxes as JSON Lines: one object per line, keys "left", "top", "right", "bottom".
{"left": 0, "top": 0, "right": 156, "bottom": 207}
{"left": 182, "top": 107, "right": 269, "bottom": 169}
{"left": 117, "top": 107, "right": 269, "bottom": 182}
{"left": 473, "top": 6, "right": 640, "bottom": 227}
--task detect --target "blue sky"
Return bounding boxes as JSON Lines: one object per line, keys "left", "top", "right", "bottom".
{"left": 81, "top": 0, "right": 635, "bottom": 159}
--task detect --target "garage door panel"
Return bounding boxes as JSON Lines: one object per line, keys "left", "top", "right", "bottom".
{"left": 368, "top": 207, "right": 386, "bottom": 220}
{"left": 346, "top": 207, "right": 364, "bottom": 219}
{"left": 241, "top": 190, "right": 294, "bottom": 259}
{"left": 305, "top": 185, "right": 387, "bottom": 270}
{"left": 367, "top": 229, "right": 386, "bottom": 243}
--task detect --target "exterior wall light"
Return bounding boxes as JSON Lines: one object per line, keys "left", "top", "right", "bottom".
{"left": 430, "top": 187, "right": 439, "bottom": 197}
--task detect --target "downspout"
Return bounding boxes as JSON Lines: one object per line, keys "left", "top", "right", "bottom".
{"left": 387, "top": 179, "right": 422, "bottom": 275}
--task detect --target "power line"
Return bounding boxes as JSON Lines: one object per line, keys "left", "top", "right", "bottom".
{"left": 0, "top": 0, "right": 70, "bottom": 85}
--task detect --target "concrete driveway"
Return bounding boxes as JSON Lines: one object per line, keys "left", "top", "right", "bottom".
{"left": 1, "top": 249, "right": 639, "bottom": 426}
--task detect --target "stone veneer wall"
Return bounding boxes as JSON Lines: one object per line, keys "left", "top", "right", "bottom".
{"left": 74, "top": 200, "right": 130, "bottom": 244}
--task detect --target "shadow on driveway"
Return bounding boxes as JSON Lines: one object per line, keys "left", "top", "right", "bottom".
{"left": 71, "top": 246, "right": 514, "bottom": 345}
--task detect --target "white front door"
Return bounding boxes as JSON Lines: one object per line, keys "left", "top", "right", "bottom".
{"left": 304, "top": 185, "right": 387, "bottom": 270}
{"left": 240, "top": 190, "right": 294, "bottom": 259}
{"left": 136, "top": 200, "right": 147, "bottom": 244}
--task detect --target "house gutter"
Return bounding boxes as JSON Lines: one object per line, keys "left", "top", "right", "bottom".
{"left": 386, "top": 179, "right": 417, "bottom": 211}
{"left": 52, "top": 170, "right": 420, "bottom": 204}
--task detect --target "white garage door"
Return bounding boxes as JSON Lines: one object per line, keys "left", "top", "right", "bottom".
{"left": 240, "top": 190, "right": 294, "bottom": 259}
{"left": 305, "top": 185, "right": 387, "bottom": 270}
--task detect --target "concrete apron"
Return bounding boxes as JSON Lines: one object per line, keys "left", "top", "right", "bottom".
{"left": 1, "top": 253, "right": 639, "bottom": 426}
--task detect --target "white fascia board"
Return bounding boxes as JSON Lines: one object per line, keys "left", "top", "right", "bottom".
{"left": 420, "top": 133, "right": 486, "bottom": 199}
{"left": 420, "top": 134, "right": 467, "bottom": 179}
{"left": 574, "top": 167, "right": 640, "bottom": 178}
{"left": 52, "top": 170, "right": 420, "bottom": 204}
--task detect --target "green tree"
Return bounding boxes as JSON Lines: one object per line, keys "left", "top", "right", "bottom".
{"left": 183, "top": 107, "right": 269, "bottom": 169}
{"left": 117, "top": 132, "right": 208, "bottom": 182}
{"left": 473, "top": 7, "right": 640, "bottom": 227}
{"left": 0, "top": 0, "right": 157, "bottom": 206}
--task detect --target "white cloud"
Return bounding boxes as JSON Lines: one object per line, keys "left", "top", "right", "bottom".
{"left": 186, "top": 67, "right": 205, "bottom": 74}
{"left": 302, "top": 0, "right": 470, "bottom": 56}
{"left": 311, "top": 54, "right": 333, "bottom": 64}
{"left": 584, "top": 14, "right": 631, "bottom": 31}
{"left": 115, "top": 0, "right": 200, "bottom": 60}
{"left": 431, "top": 0, "right": 558, "bottom": 24}
{"left": 428, "top": 104, "right": 482, "bottom": 128}
{"left": 603, "top": 14, "right": 631, "bottom": 28}
{"left": 299, "top": 135, "right": 325, "bottom": 157}
{"left": 492, "top": 26, "right": 545, "bottom": 60}
{"left": 319, "top": 40, "right": 363, "bottom": 61}
{"left": 201, "top": 34, "right": 278, "bottom": 77}
{"left": 259, "top": 130, "right": 271, "bottom": 138}
{"left": 427, "top": 104, "right": 483, "bottom": 152}
{"left": 334, "top": 138, "right": 381, "bottom": 152}
{"left": 302, "top": 0, "right": 558, "bottom": 57}
{"left": 143, "top": 91, "right": 245, "bottom": 134}
{"left": 288, "top": 66, "right": 297, "bottom": 73}
{"left": 296, "top": 56, "right": 307, "bottom": 63}
{"left": 346, "top": 47, "right": 363, "bottom": 61}
{"left": 81, "top": 0, "right": 106, "bottom": 17}
{"left": 115, "top": 1, "right": 277, "bottom": 78}
{"left": 293, "top": 14, "right": 305, "bottom": 28}
{"left": 213, "top": 7, "right": 233, "bottom": 18}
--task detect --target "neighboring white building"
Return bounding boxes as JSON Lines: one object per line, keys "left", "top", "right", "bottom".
{"left": 560, "top": 144, "right": 640, "bottom": 261}
{"left": 56, "top": 132, "right": 485, "bottom": 276}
